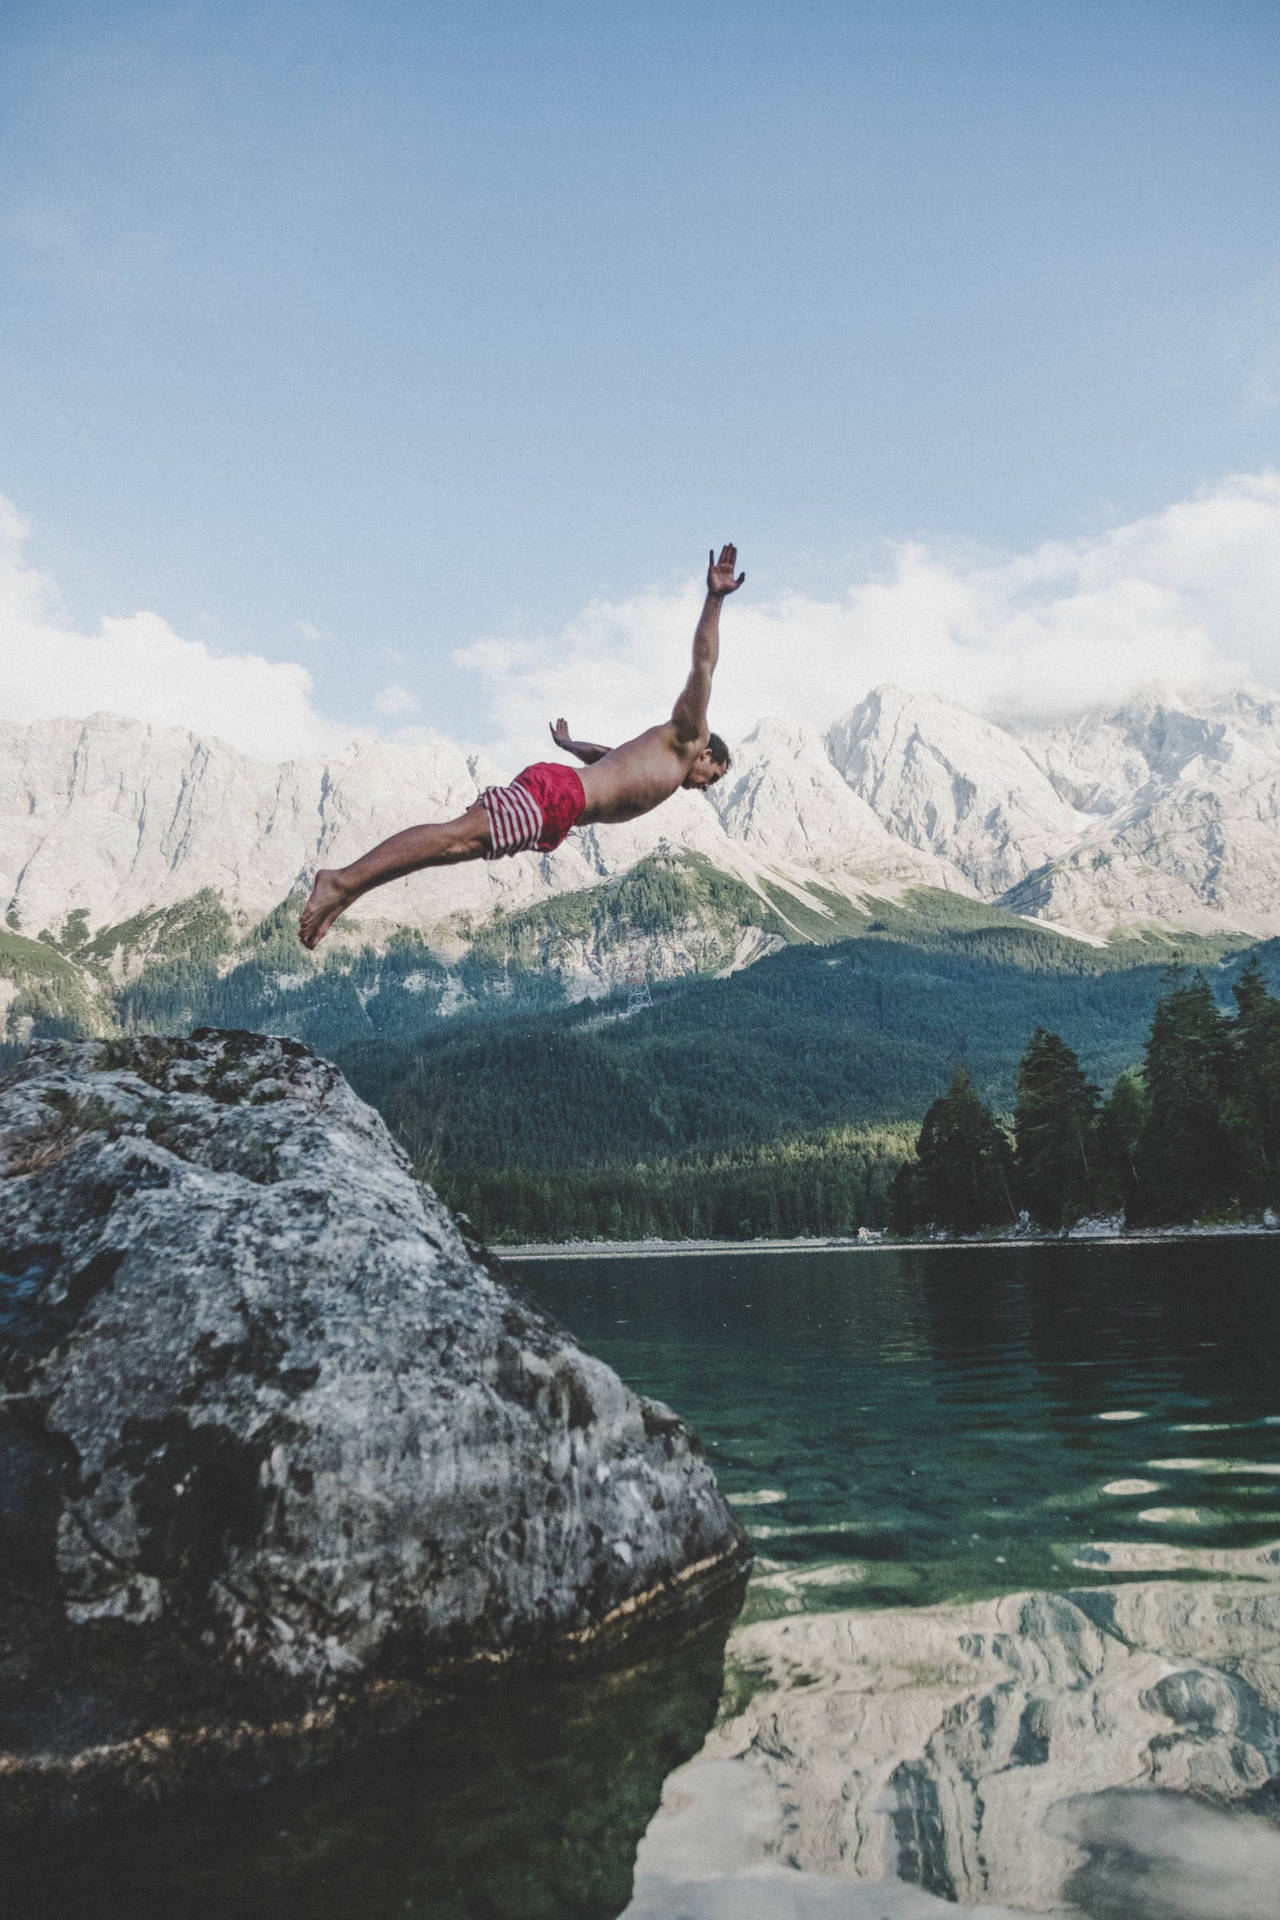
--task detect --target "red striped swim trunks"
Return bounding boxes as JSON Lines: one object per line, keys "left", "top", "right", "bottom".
{"left": 479, "top": 761, "right": 586, "bottom": 859}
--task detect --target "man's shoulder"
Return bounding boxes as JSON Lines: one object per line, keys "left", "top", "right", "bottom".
{"left": 616, "top": 719, "right": 689, "bottom": 756}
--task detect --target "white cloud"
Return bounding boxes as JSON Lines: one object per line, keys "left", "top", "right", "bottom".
{"left": 0, "top": 501, "right": 351, "bottom": 761}
{"left": 455, "top": 474, "right": 1280, "bottom": 758}
{"left": 373, "top": 682, "right": 421, "bottom": 718}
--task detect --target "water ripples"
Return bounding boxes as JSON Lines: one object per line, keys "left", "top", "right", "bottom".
{"left": 524, "top": 1240, "right": 1280, "bottom": 1613}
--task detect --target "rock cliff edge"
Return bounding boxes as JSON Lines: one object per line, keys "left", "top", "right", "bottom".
{"left": 0, "top": 1030, "right": 748, "bottom": 1822}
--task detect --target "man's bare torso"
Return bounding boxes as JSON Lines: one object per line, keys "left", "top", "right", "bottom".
{"left": 576, "top": 723, "right": 700, "bottom": 824}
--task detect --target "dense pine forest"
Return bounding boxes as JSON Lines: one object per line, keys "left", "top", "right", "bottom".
{"left": 891, "top": 960, "right": 1280, "bottom": 1237}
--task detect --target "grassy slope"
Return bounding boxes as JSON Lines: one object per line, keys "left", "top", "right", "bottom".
{"left": 5, "top": 859, "right": 1269, "bottom": 1162}
{"left": 79, "top": 889, "right": 235, "bottom": 975}
{"left": 17, "top": 852, "right": 1237, "bottom": 1061}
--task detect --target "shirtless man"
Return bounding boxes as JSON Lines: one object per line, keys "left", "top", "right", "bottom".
{"left": 298, "top": 544, "right": 744, "bottom": 948}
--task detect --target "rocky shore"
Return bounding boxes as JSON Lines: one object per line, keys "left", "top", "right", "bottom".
{"left": 502, "top": 1220, "right": 1280, "bottom": 1259}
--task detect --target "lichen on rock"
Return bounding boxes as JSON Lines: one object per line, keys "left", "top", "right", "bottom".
{"left": 0, "top": 1029, "right": 748, "bottom": 1821}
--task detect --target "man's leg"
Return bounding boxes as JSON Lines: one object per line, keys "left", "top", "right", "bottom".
{"left": 299, "top": 802, "right": 491, "bottom": 949}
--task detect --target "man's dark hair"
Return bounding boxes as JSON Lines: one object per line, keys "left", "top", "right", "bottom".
{"left": 707, "top": 731, "right": 731, "bottom": 771}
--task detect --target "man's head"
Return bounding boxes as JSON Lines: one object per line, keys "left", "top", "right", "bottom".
{"left": 683, "top": 733, "right": 732, "bottom": 790}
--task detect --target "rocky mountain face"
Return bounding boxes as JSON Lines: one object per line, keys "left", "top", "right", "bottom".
{"left": 827, "top": 685, "right": 1088, "bottom": 897}
{"left": 0, "top": 1030, "right": 748, "bottom": 1820}
{"left": 5, "top": 684, "right": 1280, "bottom": 1039}
{"left": 823, "top": 683, "right": 1280, "bottom": 939}
{"left": 1002, "top": 688, "right": 1280, "bottom": 935}
{"left": 708, "top": 714, "right": 961, "bottom": 889}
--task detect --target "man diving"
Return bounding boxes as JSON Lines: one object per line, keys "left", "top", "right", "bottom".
{"left": 298, "top": 544, "right": 744, "bottom": 948}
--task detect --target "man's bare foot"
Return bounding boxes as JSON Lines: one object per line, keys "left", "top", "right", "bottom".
{"left": 299, "top": 869, "right": 352, "bottom": 950}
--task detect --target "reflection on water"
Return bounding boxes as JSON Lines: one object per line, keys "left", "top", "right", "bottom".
{"left": 4, "top": 1611, "right": 735, "bottom": 1920}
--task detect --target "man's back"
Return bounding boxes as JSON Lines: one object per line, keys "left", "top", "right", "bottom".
{"left": 577, "top": 723, "right": 696, "bottom": 824}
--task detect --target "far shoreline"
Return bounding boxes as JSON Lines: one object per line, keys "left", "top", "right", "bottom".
{"left": 499, "top": 1223, "right": 1280, "bottom": 1261}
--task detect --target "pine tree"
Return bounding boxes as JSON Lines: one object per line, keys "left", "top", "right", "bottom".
{"left": 889, "top": 1159, "right": 922, "bottom": 1235}
{"left": 1092, "top": 1069, "right": 1147, "bottom": 1218}
{"left": 1013, "top": 1028, "right": 1099, "bottom": 1229}
{"left": 1132, "top": 972, "right": 1234, "bottom": 1224}
{"left": 915, "top": 1063, "right": 1016, "bottom": 1233}
{"left": 1222, "top": 955, "right": 1280, "bottom": 1211}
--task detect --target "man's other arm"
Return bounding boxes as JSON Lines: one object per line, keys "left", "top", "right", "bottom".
{"left": 670, "top": 544, "right": 744, "bottom": 745}
{"left": 549, "top": 718, "right": 613, "bottom": 764}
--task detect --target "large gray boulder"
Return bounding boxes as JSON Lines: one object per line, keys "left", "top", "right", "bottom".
{"left": 0, "top": 1031, "right": 748, "bottom": 1822}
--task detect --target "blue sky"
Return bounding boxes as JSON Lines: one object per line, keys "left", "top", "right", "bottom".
{"left": 3, "top": 1, "right": 1280, "bottom": 756}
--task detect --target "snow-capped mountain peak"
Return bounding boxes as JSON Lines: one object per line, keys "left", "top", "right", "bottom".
{"left": 825, "top": 684, "right": 1087, "bottom": 896}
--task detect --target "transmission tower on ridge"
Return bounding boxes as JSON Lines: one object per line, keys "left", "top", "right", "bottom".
{"left": 624, "top": 925, "right": 653, "bottom": 1014}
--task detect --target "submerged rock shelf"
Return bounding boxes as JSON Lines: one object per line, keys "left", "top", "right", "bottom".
{"left": 0, "top": 1030, "right": 748, "bottom": 1824}
{"left": 629, "top": 1578, "right": 1280, "bottom": 1918}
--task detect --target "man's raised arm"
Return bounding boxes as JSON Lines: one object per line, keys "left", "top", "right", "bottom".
{"left": 670, "top": 544, "right": 745, "bottom": 746}
{"left": 549, "top": 718, "right": 613, "bottom": 765}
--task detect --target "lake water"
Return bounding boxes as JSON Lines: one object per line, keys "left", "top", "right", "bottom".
{"left": 11, "top": 1240, "right": 1280, "bottom": 1918}
{"left": 525, "top": 1239, "right": 1280, "bottom": 1615}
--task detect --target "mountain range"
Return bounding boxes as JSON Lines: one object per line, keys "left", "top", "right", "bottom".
{"left": 4, "top": 682, "right": 1280, "bottom": 1045}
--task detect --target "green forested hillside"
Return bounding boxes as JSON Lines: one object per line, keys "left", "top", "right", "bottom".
{"left": 2, "top": 854, "right": 1242, "bottom": 1066}
{"left": 0, "top": 929, "right": 113, "bottom": 1041}
{"left": 466, "top": 848, "right": 796, "bottom": 961}
{"left": 336, "top": 930, "right": 1280, "bottom": 1240}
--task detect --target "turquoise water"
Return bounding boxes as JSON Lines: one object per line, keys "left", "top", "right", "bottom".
{"left": 521, "top": 1240, "right": 1280, "bottom": 1917}
{"left": 522, "top": 1239, "right": 1280, "bottom": 1613}
{"left": 12, "top": 1239, "right": 1280, "bottom": 1917}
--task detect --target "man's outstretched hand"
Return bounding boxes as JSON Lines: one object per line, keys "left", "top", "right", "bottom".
{"left": 708, "top": 543, "right": 745, "bottom": 597}
{"left": 549, "top": 716, "right": 572, "bottom": 751}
